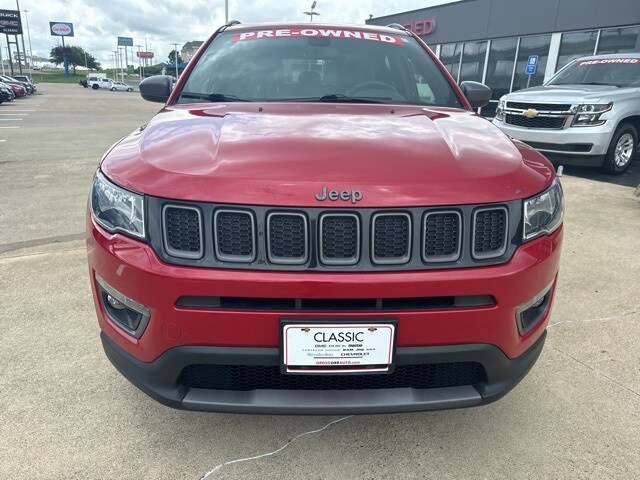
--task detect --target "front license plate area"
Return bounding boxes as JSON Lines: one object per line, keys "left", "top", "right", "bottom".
{"left": 281, "top": 319, "right": 396, "bottom": 374}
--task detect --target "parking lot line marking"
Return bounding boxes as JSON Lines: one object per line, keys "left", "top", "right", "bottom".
{"left": 0, "top": 113, "right": 28, "bottom": 115}
{"left": 0, "top": 118, "right": 23, "bottom": 121}
{"left": 0, "top": 126, "right": 19, "bottom": 129}
{"left": 198, "top": 416, "right": 353, "bottom": 479}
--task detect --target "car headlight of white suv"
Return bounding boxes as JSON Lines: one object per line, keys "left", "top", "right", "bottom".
{"left": 572, "top": 102, "right": 612, "bottom": 127}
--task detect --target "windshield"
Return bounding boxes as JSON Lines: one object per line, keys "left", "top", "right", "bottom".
{"left": 547, "top": 57, "right": 640, "bottom": 87}
{"left": 179, "top": 28, "right": 461, "bottom": 107}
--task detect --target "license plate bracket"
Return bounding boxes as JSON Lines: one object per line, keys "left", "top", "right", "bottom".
{"left": 280, "top": 318, "right": 397, "bottom": 374}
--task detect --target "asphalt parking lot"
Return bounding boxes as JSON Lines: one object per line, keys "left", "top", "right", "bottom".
{"left": 1, "top": 83, "right": 639, "bottom": 479}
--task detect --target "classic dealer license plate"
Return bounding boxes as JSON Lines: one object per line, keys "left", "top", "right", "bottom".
{"left": 282, "top": 323, "right": 396, "bottom": 373}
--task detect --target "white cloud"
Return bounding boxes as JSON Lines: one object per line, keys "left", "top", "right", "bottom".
{"left": 11, "top": 0, "right": 456, "bottom": 67}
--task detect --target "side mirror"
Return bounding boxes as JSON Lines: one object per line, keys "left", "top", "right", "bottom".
{"left": 459, "top": 81, "right": 492, "bottom": 108}
{"left": 139, "top": 75, "right": 173, "bottom": 103}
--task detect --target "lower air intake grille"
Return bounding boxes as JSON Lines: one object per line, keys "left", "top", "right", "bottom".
{"left": 179, "top": 362, "right": 485, "bottom": 391}
{"left": 214, "top": 210, "right": 255, "bottom": 262}
{"left": 473, "top": 207, "right": 507, "bottom": 259}
{"left": 320, "top": 214, "right": 360, "bottom": 265}
{"left": 372, "top": 213, "right": 410, "bottom": 264}
{"left": 163, "top": 206, "right": 202, "bottom": 259}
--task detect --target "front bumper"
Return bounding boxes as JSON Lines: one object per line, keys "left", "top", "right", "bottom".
{"left": 493, "top": 118, "right": 613, "bottom": 158}
{"left": 102, "top": 329, "right": 547, "bottom": 414}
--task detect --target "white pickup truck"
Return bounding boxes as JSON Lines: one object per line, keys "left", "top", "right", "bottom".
{"left": 87, "top": 76, "right": 115, "bottom": 90}
{"left": 493, "top": 53, "right": 640, "bottom": 174}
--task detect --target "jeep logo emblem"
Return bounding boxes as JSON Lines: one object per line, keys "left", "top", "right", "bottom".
{"left": 315, "top": 186, "right": 363, "bottom": 204}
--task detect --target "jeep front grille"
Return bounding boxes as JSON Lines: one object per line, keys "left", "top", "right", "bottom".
{"left": 214, "top": 209, "right": 256, "bottom": 262}
{"left": 319, "top": 213, "right": 360, "bottom": 265}
{"left": 162, "top": 205, "right": 203, "bottom": 259}
{"left": 149, "top": 199, "right": 520, "bottom": 271}
{"left": 473, "top": 207, "right": 508, "bottom": 259}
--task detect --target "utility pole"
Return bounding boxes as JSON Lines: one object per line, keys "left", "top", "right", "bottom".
{"left": 171, "top": 43, "right": 179, "bottom": 78}
{"left": 225, "top": 0, "right": 228, "bottom": 22}
{"left": 0, "top": 47, "right": 5, "bottom": 75}
{"left": 112, "top": 49, "right": 118, "bottom": 79}
{"left": 136, "top": 44, "right": 142, "bottom": 79}
{"left": 303, "top": 1, "right": 320, "bottom": 22}
{"left": 23, "top": 9, "right": 33, "bottom": 77}
{"left": 16, "top": 0, "right": 27, "bottom": 75}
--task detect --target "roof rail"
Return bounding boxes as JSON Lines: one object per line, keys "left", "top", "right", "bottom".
{"left": 220, "top": 20, "right": 242, "bottom": 31}
{"left": 386, "top": 23, "right": 409, "bottom": 32}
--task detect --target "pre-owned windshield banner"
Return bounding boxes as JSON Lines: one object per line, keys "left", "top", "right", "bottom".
{"left": 232, "top": 28, "right": 403, "bottom": 45}
{"left": 578, "top": 58, "right": 639, "bottom": 66}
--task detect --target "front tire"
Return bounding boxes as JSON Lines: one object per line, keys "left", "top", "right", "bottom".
{"left": 602, "top": 124, "right": 637, "bottom": 174}
{"left": 92, "top": 84, "right": 99, "bottom": 90}
{"left": 127, "top": 88, "right": 133, "bottom": 92}
{"left": 110, "top": 87, "right": 116, "bottom": 91}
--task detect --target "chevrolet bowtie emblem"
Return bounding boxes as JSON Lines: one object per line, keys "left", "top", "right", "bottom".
{"left": 523, "top": 108, "right": 539, "bottom": 118}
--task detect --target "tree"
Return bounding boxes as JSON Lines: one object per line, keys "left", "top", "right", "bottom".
{"left": 168, "top": 50, "right": 183, "bottom": 65}
{"left": 50, "top": 45, "right": 101, "bottom": 73}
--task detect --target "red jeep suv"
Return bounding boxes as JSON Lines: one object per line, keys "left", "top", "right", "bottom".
{"left": 87, "top": 22, "right": 563, "bottom": 414}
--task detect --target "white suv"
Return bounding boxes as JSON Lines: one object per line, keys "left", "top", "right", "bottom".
{"left": 493, "top": 54, "right": 640, "bottom": 174}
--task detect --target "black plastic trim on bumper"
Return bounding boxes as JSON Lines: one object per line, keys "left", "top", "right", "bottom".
{"left": 100, "top": 330, "right": 547, "bottom": 415}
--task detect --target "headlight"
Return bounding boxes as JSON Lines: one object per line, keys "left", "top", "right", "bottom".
{"left": 91, "top": 170, "right": 145, "bottom": 239}
{"left": 494, "top": 98, "right": 506, "bottom": 121}
{"left": 523, "top": 178, "right": 564, "bottom": 242}
{"left": 572, "top": 102, "right": 612, "bottom": 126}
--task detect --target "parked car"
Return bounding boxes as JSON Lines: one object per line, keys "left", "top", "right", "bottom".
{"left": 13, "top": 75, "right": 37, "bottom": 93}
{"left": 89, "top": 22, "right": 563, "bottom": 414}
{"left": 493, "top": 53, "right": 640, "bottom": 174}
{"left": 109, "top": 81, "right": 133, "bottom": 92}
{"left": 0, "top": 82, "right": 15, "bottom": 103}
{"left": 7, "top": 82, "right": 26, "bottom": 98}
{"left": 0, "top": 75, "right": 32, "bottom": 94}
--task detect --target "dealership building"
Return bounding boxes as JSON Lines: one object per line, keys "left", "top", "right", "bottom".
{"left": 367, "top": 0, "right": 640, "bottom": 116}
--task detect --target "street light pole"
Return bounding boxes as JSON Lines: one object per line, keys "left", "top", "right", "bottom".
{"left": 23, "top": 9, "right": 33, "bottom": 77}
{"left": 136, "top": 44, "right": 142, "bottom": 79}
{"left": 172, "top": 42, "right": 179, "bottom": 78}
{"left": 303, "top": 1, "right": 320, "bottom": 22}
{"left": 225, "top": 0, "right": 228, "bottom": 23}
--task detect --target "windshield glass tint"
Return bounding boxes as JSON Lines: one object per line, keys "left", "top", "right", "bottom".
{"left": 179, "top": 29, "right": 461, "bottom": 107}
{"left": 548, "top": 57, "right": 640, "bottom": 87}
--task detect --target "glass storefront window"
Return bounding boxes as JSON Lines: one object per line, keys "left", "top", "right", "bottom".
{"left": 597, "top": 26, "right": 640, "bottom": 54}
{"left": 556, "top": 30, "right": 597, "bottom": 71}
{"left": 512, "top": 34, "right": 551, "bottom": 91}
{"left": 439, "top": 43, "right": 462, "bottom": 80}
{"left": 459, "top": 41, "right": 487, "bottom": 83}
{"left": 482, "top": 37, "right": 518, "bottom": 116}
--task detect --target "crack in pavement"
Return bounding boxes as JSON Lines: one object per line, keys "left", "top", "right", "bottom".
{"left": 547, "top": 307, "right": 639, "bottom": 329}
{"left": 198, "top": 416, "right": 353, "bottom": 479}
{"left": 0, "top": 233, "right": 85, "bottom": 254}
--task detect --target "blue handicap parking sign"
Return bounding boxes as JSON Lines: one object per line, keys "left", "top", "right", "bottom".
{"left": 526, "top": 55, "right": 539, "bottom": 74}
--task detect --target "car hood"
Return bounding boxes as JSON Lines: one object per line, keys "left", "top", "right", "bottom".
{"left": 503, "top": 84, "right": 624, "bottom": 104}
{"left": 102, "top": 103, "right": 553, "bottom": 207}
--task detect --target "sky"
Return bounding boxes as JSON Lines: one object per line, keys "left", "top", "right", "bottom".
{"left": 1, "top": 0, "right": 457, "bottom": 68}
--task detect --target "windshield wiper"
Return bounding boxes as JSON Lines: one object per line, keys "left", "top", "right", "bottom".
{"left": 180, "top": 92, "right": 249, "bottom": 102}
{"left": 317, "top": 93, "right": 390, "bottom": 104}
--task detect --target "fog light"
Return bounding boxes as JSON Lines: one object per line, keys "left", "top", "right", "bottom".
{"left": 96, "top": 275, "right": 151, "bottom": 338}
{"left": 106, "top": 294, "right": 126, "bottom": 310}
{"left": 515, "top": 282, "right": 554, "bottom": 335}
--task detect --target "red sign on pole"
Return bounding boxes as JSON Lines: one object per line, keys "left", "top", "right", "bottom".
{"left": 136, "top": 51, "right": 154, "bottom": 59}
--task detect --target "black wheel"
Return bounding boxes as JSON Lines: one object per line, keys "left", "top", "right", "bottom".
{"left": 602, "top": 124, "right": 637, "bottom": 174}
{"left": 92, "top": 84, "right": 99, "bottom": 90}
{"left": 127, "top": 88, "right": 133, "bottom": 92}
{"left": 110, "top": 87, "right": 116, "bottom": 91}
